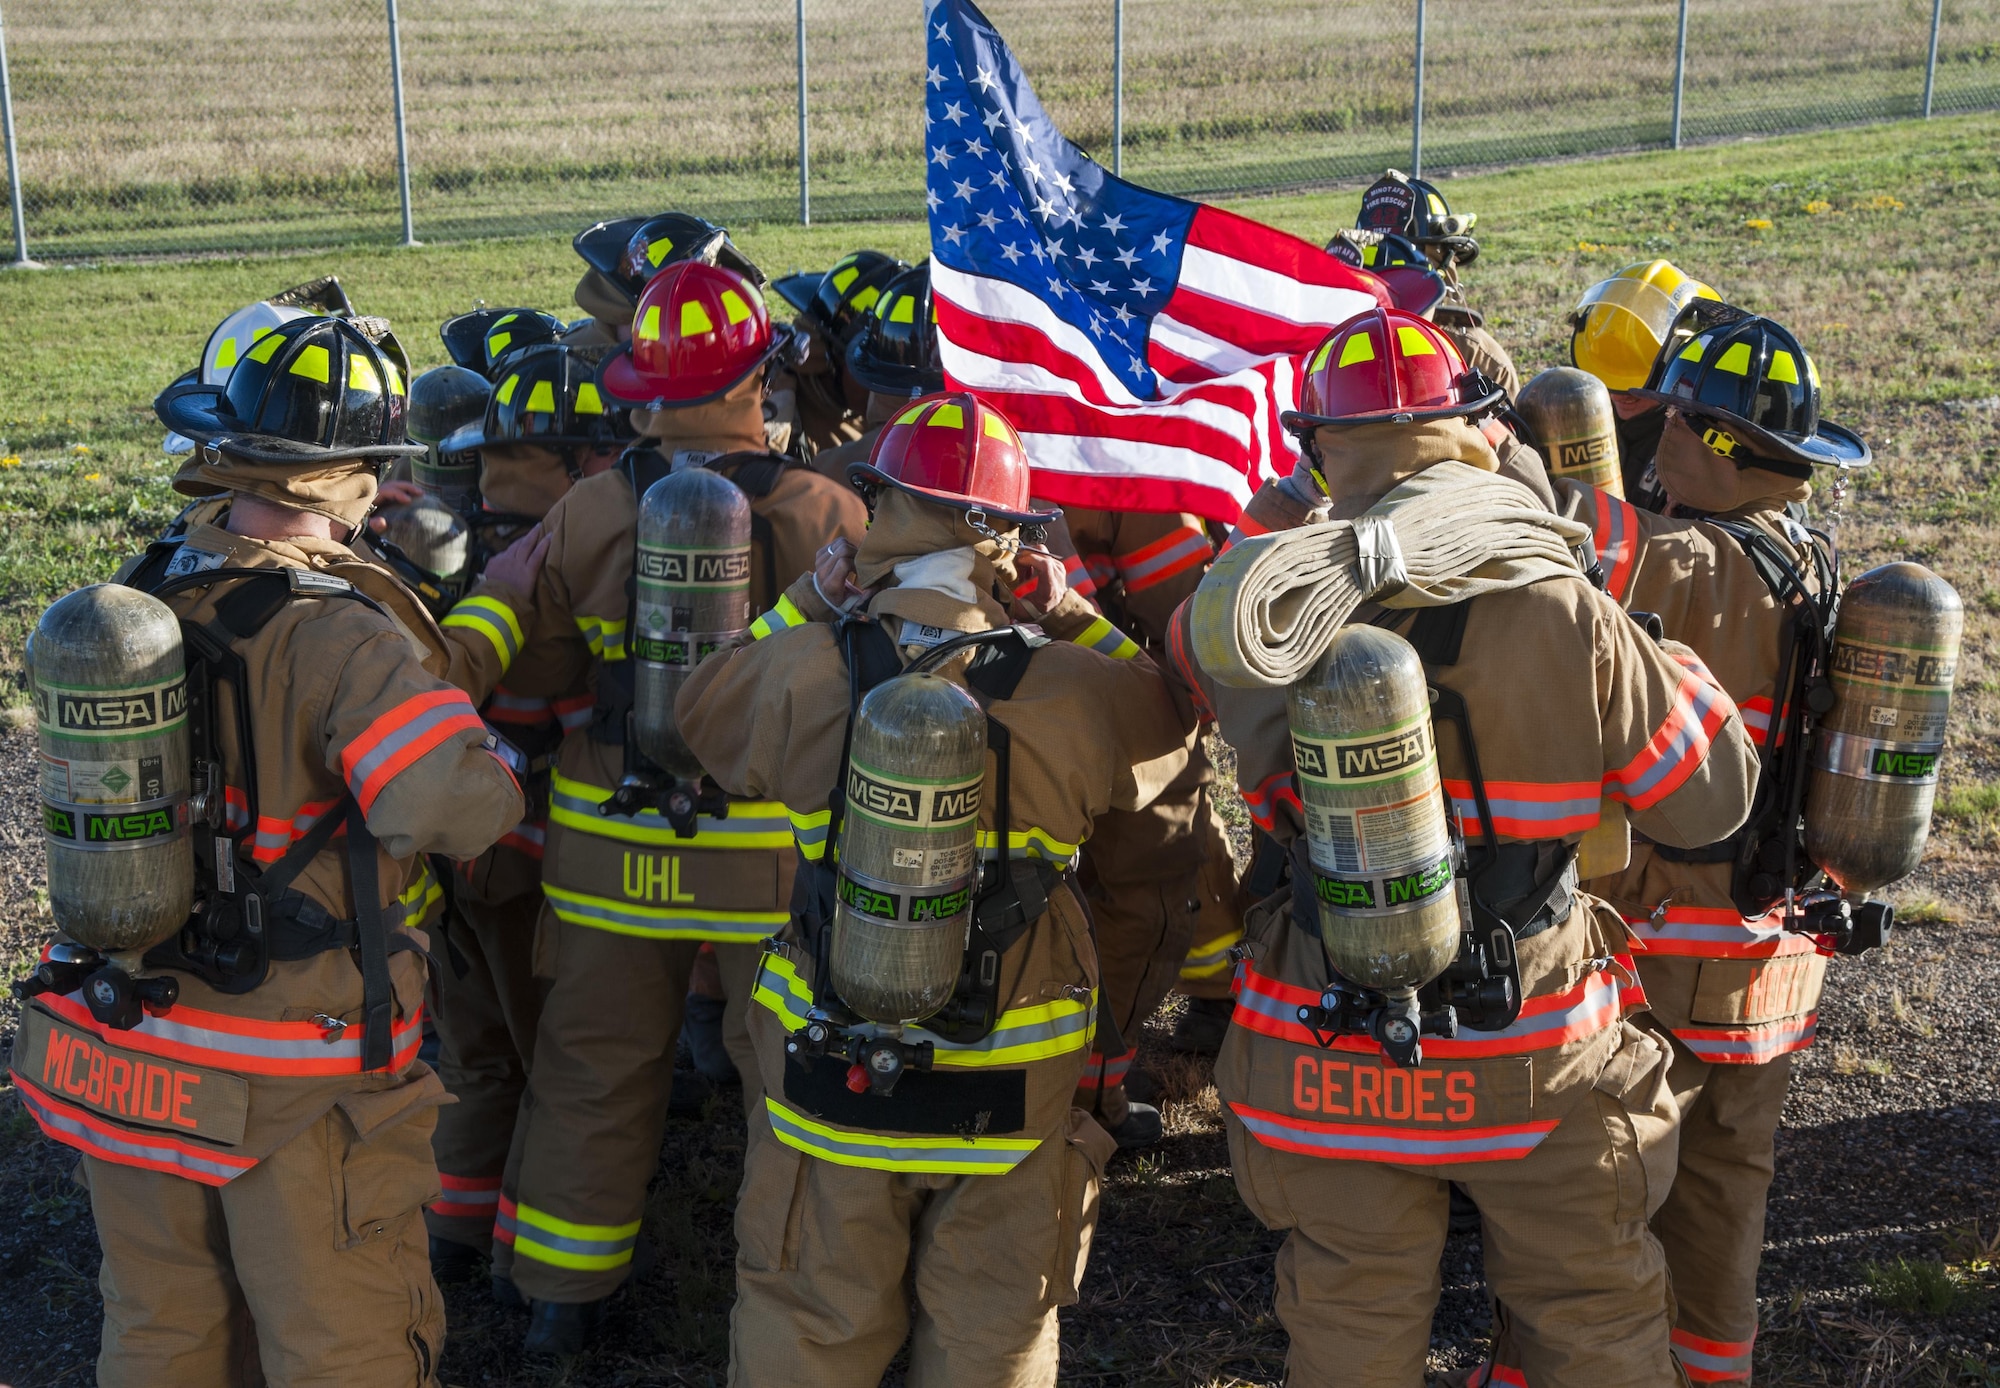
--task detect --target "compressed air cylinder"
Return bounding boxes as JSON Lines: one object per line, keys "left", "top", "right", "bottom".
{"left": 829, "top": 674, "right": 986, "bottom": 1025}
{"left": 1806, "top": 562, "right": 1961, "bottom": 895}
{"left": 1287, "top": 625, "right": 1460, "bottom": 990}
{"left": 1516, "top": 366, "right": 1624, "bottom": 498}
{"left": 377, "top": 494, "right": 471, "bottom": 586}
{"left": 633, "top": 467, "right": 753, "bottom": 779}
{"left": 408, "top": 365, "right": 489, "bottom": 513}
{"left": 29, "top": 585, "right": 195, "bottom": 954}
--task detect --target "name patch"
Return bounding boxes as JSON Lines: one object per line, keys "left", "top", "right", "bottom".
{"left": 13, "top": 1006, "right": 247, "bottom": 1145}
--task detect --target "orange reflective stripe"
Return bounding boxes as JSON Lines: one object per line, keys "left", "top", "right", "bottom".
{"left": 1674, "top": 1016, "right": 1817, "bottom": 1064}
{"left": 1605, "top": 672, "right": 1733, "bottom": 811}
{"left": 1061, "top": 552, "right": 1099, "bottom": 599}
{"left": 434, "top": 1172, "right": 503, "bottom": 1219}
{"left": 485, "top": 687, "right": 554, "bottom": 726}
{"left": 38, "top": 989, "right": 424, "bottom": 1077}
{"left": 14, "top": 1076, "right": 257, "bottom": 1186}
{"left": 1230, "top": 1099, "right": 1560, "bottom": 1164}
{"left": 1591, "top": 487, "right": 1640, "bottom": 603}
{"left": 340, "top": 688, "right": 487, "bottom": 813}
{"left": 1625, "top": 905, "right": 1821, "bottom": 960}
{"left": 1233, "top": 960, "right": 1624, "bottom": 1059}
{"left": 499, "top": 821, "right": 547, "bottom": 858}
{"left": 1165, "top": 604, "right": 1214, "bottom": 722}
{"left": 250, "top": 797, "right": 340, "bottom": 865}
{"left": 1240, "top": 769, "right": 1300, "bottom": 833}
{"left": 1116, "top": 524, "right": 1212, "bottom": 592}
{"left": 1671, "top": 1327, "right": 1756, "bottom": 1382}
{"left": 1442, "top": 778, "right": 1600, "bottom": 839}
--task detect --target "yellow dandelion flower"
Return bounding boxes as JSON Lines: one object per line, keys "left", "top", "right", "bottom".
{"left": 1, "top": 456, "right": 19, "bottom": 468}
{"left": 1803, "top": 200, "right": 1832, "bottom": 215}
{"left": 1866, "top": 194, "right": 1906, "bottom": 211}
{"left": 72, "top": 444, "right": 90, "bottom": 455}
{"left": 1744, "top": 218, "right": 1773, "bottom": 230}
{"left": 84, "top": 472, "right": 101, "bottom": 481}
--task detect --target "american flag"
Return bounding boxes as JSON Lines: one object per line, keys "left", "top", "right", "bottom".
{"left": 926, "top": 0, "right": 1393, "bottom": 523}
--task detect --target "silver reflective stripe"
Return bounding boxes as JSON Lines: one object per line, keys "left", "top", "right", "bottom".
{"left": 767, "top": 1104, "right": 1026, "bottom": 1169}
{"left": 1812, "top": 729, "right": 1944, "bottom": 785}
{"left": 18, "top": 1083, "right": 248, "bottom": 1182}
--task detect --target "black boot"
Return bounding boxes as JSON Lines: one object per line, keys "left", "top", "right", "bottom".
{"left": 1106, "top": 1102, "right": 1164, "bottom": 1150}
{"left": 667, "top": 1068, "right": 715, "bottom": 1118}
{"left": 428, "top": 1235, "right": 484, "bottom": 1284}
{"left": 523, "top": 1296, "right": 607, "bottom": 1355}
{"left": 682, "top": 993, "right": 739, "bottom": 1087}
{"left": 1170, "top": 996, "right": 1235, "bottom": 1055}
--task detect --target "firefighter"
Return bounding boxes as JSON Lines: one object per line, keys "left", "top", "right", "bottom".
{"left": 1517, "top": 315, "right": 1870, "bottom": 1386}
{"left": 1567, "top": 259, "right": 1729, "bottom": 502}
{"left": 417, "top": 345, "right": 622, "bottom": 1279}
{"left": 565, "top": 212, "right": 760, "bottom": 350}
{"left": 1171, "top": 307, "right": 1759, "bottom": 1385}
{"left": 674, "top": 391, "right": 1195, "bottom": 1387}
{"left": 1030, "top": 503, "right": 1245, "bottom": 1124}
{"left": 1348, "top": 170, "right": 1517, "bottom": 396}
{"left": 787, "top": 249, "right": 908, "bottom": 455}
{"left": 10, "top": 315, "right": 524, "bottom": 1387}
{"left": 431, "top": 259, "right": 867, "bottom": 1352}
{"left": 811, "top": 258, "right": 943, "bottom": 482}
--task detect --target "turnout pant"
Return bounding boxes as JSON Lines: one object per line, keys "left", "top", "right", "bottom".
{"left": 83, "top": 1100, "right": 446, "bottom": 1388}
{"left": 1483, "top": 1038, "right": 1791, "bottom": 1385}
{"left": 492, "top": 910, "right": 761, "bottom": 1303}
{"left": 426, "top": 885, "right": 545, "bottom": 1252}
{"left": 729, "top": 1102, "right": 1116, "bottom": 1388}
{"left": 1228, "top": 1028, "right": 1685, "bottom": 1388}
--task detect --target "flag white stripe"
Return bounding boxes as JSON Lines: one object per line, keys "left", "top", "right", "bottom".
{"left": 1151, "top": 312, "right": 1270, "bottom": 377}
{"left": 933, "top": 260, "right": 1144, "bottom": 407}
{"left": 1019, "top": 431, "right": 1258, "bottom": 501}
{"left": 1177, "top": 244, "right": 1381, "bottom": 332}
{"left": 942, "top": 333, "right": 1257, "bottom": 444}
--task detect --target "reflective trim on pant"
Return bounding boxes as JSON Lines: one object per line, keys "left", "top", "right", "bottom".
{"left": 1672, "top": 1327, "right": 1755, "bottom": 1383}
{"left": 1179, "top": 926, "right": 1242, "bottom": 981}
{"left": 33, "top": 989, "right": 425, "bottom": 1078}
{"left": 1674, "top": 1013, "right": 1816, "bottom": 1064}
{"left": 433, "top": 1173, "right": 502, "bottom": 1221}
{"left": 1625, "top": 906, "right": 1821, "bottom": 961}
{"left": 508, "top": 1199, "right": 643, "bottom": 1273}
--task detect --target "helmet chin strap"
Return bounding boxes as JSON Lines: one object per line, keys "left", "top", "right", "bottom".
{"left": 960, "top": 506, "right": 1023, "bottom": 553}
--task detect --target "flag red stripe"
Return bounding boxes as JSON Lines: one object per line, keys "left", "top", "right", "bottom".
{"left": 1185, "top": 204, "right": 1395, "bottom": 301}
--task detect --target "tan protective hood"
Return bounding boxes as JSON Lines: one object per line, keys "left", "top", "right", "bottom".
{"left": 1655, "top": 410, "right": 1811, "bottom": 515}
{"left": 173, "top": 446, "right": 379, "bottom": 531}
{"left": 1300, "top": 417, "right": 1501, "bottom": 510}
{"left": 631, "top": 374, "right": 768, "bottom": 455}
{"left": 856, "top": 489, "right": 1013, "bottom": 633}
{"left": 574, "top": 267, "right": 634, "bottom": 327}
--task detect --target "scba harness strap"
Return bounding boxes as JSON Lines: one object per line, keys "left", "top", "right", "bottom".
{"left": 122, "top": 545, "right": 412, "bottom": 1071}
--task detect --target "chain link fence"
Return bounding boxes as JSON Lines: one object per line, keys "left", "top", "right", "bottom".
{"left": 1, "top": 0, "right": 1996, "bottom": 262}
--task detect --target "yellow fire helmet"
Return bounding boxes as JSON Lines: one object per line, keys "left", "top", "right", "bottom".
{"left": 1569, "top": 260, "right": 1721, "bottom": 392}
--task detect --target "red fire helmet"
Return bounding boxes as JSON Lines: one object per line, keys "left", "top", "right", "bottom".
{"left": 598, "top": 261, "right": 782, "bottom": 408}
{"left": 846, "top": 392, "right": 1058, "bottom": 525}
{"left": 1281, "top": 306, "right": 1502, "bottom": 433}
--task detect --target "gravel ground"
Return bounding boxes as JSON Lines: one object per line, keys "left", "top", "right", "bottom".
{"left": 0, "top": 715, "right": 1995, "bottom": 1386}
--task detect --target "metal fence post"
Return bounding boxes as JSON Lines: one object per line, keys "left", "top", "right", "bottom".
{"left": 1923, "top": 0, "right": 1944, "bottom": 117}
{"left": 1411, "top": 0, "right": 1425, "bottom": 178}
{"left": 0, "top": 2, "right": 38, "bottom": 269}
{"left": 385, "top": 0, "right": 417, "bottom": 246}
{"left": 1671, "top": 0, "right": 1690, "bottom": 148}
{"left": 1112, "top": 0, "right": 1124, "bottom": 177}
{"left": 796, "top": 0, "right": 810, "bottom": 226}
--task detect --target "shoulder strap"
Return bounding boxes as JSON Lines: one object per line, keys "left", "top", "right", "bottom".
{"left": 715, "top": 450, "right": 795, "bottom": 500}
{"left": 1403, "top": 602, "right": 1471, "bottom": 668}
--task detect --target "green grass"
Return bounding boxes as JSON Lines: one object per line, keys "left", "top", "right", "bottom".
{"left": 1866, "top": 1257, "right": 1992, "bottom": 1317}
{"left": 0, "top": 111, "right": 1997, "bottom": 717}
{"left": 6, "top": 0, "right": 1995, "bottom": 256}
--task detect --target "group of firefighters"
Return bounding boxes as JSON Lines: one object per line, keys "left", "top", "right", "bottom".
{"left": 7, "top": 168, "right": 1956, "bottom": 1388}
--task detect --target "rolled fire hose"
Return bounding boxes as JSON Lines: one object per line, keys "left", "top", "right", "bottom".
{"left": 1191, "top": 461, "right": 1591, "bottom": 688}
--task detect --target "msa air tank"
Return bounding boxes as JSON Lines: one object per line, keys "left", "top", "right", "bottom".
{"left": 829, "top": 674, "right": 986, "bottom": 1025}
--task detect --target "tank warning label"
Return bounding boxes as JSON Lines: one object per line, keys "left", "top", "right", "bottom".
{"left": 1812, "top": 731, "right": 1945, "bottom": 786}
{"left": 12, "top": 1006, "right": 248, "bottom": 1146}
{"left": 845, "top": 764, "right": 983, "bottom": 829}
{"left": 40, "top": 754, "right": 166, "bottom": 805}
{"left": 1292, "top": 715, "right": 1434, "bottom": 787}
{"left": 1312, "top": 851, "right": 1453, "bottom": 912}
{"left": 33, "top": 675, "right": 188, "bottom": 739}
{"left": 1830, "top": 637, "right": 1957, "bottom": 691}
{"left": 835, "top": 872, "right": 974, "bottom": 925}
{"left": 637, "top": 545, "right": 752, "bottom": 588}
{"left": 42, "top": 794, "right": 187, "bottom": 851}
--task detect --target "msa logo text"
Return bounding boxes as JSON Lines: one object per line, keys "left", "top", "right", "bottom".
{"left": 38, "top": 680, "right": 187, "bottom": 734}
{"left": 848, "top": 769, "right": 919, "bottom": 822}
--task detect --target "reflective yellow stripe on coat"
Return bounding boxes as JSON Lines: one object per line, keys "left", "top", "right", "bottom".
{"left": 544, "top": 771, "right": 791, "bottom": 941}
